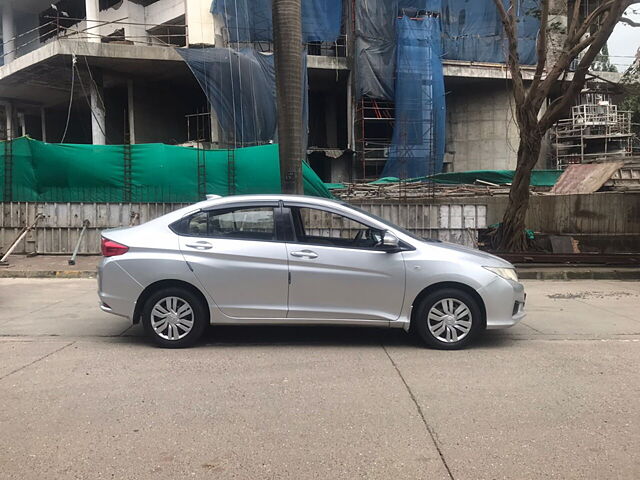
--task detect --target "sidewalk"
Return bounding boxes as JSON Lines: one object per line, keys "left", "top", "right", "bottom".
{"left": 1, "top": 255, "right": 639, "bottom": 280}
{"left": 0, "top": 255, "right": 98, "bottom": 278}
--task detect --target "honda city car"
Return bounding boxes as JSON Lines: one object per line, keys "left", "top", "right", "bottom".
{"left": 98, "top": 195, "right": 525, "bottom": 349}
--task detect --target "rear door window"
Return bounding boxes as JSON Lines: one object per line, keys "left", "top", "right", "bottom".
{"left": 179, "top": 207, "right": 277, "bottom": 241}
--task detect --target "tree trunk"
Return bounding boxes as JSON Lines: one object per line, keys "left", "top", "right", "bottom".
{"left": 497, "top": 128, "right": 543, "bottom": 252}
{"left": 272, "top": 0, "right": 304, "bottom": 195}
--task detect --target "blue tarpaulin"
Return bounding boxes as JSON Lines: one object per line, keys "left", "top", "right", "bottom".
{"left": 177, "top": 48, "right": 308, "bottom": 148}
{"left": 442, "top": 0, "right": 539, "bottom": 64}
{"left": 356, "top": 0, "right": 540, "bottom": 100}
{"left": 381, "top": 16, "right": 445, "bottom": 178}
{"left": 211, "top": 0, "right": 343, "bottom": 43}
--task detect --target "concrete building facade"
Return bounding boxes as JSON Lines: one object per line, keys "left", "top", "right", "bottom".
{"left": 0, "top": 0, "right": 570, "bottom": 182}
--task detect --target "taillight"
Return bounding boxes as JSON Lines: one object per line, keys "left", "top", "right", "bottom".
{"left": 101, "top": 238, "right": 129, "bottom": 257}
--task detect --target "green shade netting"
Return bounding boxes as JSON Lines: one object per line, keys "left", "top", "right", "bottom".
{"left": 0, "top": 137, "right": 331, "bottom": 202}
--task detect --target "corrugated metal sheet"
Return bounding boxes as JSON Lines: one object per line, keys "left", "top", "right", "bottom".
{"left": 605, "top": 165, "right": 640, "bottom": 189}
{"left": 551, "top": 162, "right": 624, "bottom": 194}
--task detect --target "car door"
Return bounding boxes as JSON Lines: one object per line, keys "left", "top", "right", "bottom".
{"left": 283, "top": 204, "right": 406, "bottom": 322}
{"left": 176, "top": 203, "right": 289, "bottom": 319}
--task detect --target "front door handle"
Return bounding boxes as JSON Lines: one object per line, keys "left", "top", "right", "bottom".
{"left": 185, "top": 241, "right": 213, "bottom": 250}
{"left": 290, "top": 249, "right": 318, "bottom": 259}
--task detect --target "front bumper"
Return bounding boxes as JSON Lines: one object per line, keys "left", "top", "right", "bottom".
{"left": 477, "top": 277, "right": 526, "bottom": 329}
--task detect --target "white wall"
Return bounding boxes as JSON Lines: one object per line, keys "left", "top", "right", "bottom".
{"left": 185, "top": 0, "right": 217, "bottom": 45}
{"left": 146, "top": 0, "right": 186, "bottom": 27}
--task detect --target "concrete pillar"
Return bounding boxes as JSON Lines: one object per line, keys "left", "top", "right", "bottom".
{"left": 2, "top": 2, "right": 16, "bottom": 63}
{"left": 210, "top": 109, "right": 220, "bottom": 145}
{"left": 90, "top": 70, "right": 106, "bottom": 144}
{"left": 85, "top": 0, "right": 100, "bottom": 43}
{"left": 325, "top": 96, "right": 338, "bottom": 148}
{"left": 346, "top": 73, "right": 354, "bottom": 151}
{"left": 127, "top": 79, "right": 136, "bottom": 144}
{"left": 330, "top": 155, "right": 349, "bottom": 183}
{"left": 40, "top": 107, "right": 47, "bottom": 142}
{"left": 4, "top": 102, "right": 14, "bottom": 140}
{"left": 17, "top": 111, "right": 25, "bottom": 137}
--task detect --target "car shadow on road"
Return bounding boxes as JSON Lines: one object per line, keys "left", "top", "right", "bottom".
{"left": 117, "top": 324, "right": 516, "bottom": 350}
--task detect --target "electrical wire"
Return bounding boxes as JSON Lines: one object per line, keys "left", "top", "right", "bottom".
{"left": 60, "top": 54, "right": 77, "bottom": 143}
{"left": 232, "top": 0, "right": 245, "bottom": 145}
{"left": 223, "top": 0, "right": 238, "bottom": 149}
{"left": 74, "top": 63, "right": 107, "bottom": 138}
{"left": 83, "top": 56, "right": 105, "bottom": 111}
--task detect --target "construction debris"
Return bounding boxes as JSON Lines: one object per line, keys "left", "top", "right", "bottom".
{"left": 550, "top": 161, "right": 625, "bottom": 194}
{"left": 604, "top": 164, "right": 640, "bottom": 190}
{"left": 331, "top": 182, "right": 523, "bottom": 200}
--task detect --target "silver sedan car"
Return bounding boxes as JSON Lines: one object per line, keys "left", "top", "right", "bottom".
{"left": 98, "top": 195, "right": 525, "bottom": 349}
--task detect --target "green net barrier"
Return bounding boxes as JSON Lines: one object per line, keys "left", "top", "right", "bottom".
{"left": 0, "top": 137, "right": 331, "bottom": 202}
{"left": 327, "top": 169, "right": 563, "bottom": 189}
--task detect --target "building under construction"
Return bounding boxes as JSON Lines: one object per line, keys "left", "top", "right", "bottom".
{"left": 552, "top": 83, "right": 635, "bottom": 169}
{"left": 0, "top": 0, "right": 629, "bottom": 186}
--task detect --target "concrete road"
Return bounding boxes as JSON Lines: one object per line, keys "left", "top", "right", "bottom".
{"left": 0, "top": 279, "right": 639, "bottom": 479}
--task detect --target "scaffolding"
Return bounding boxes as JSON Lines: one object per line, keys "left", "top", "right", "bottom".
{"left": 355, "top": 97, "right": 395, "bottom": 181}
{"left": 552, "top": 103, "right": 634, "bottom": 169}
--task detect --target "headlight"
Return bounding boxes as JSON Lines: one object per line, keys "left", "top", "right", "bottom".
{"left": 484, "top": 266, "right": 518, "bottom": 282}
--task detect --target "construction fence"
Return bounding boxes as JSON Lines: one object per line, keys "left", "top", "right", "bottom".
{"left": 0, "top": 201, "right": 487, "bottom": 255}
{"left": 0, "top": 137, "right": 332, "bottom": 203}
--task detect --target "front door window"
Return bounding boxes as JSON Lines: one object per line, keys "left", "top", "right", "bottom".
{"left": 294, "top": 207, "right": 384, "bottom": 249}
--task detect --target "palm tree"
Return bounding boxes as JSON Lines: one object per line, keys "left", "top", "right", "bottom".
{"left": 273, "top": 0, "right": 304, "bottom": 194}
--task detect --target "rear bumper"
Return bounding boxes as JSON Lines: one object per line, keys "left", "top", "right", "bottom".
{"left": 477, "top": 277, "right": 526, "bottom": 329}
{"left": 99, "top": 301, "right": 129, "bottom": 318}
{"left": 97, "top": 258, "right": 143, "bottom": 321}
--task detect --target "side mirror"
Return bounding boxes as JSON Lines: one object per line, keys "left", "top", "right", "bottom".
{"left": 380, "top": 231, "right": 401, "bottom": 252}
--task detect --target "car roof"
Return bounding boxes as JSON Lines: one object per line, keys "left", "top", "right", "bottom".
{"left": 194, "top": 194, "right": 347, "bottom": 210}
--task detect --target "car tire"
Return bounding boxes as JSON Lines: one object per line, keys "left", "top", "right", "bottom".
{"left": 413, "top": 288, "right": 483, "bottom": 350}
{"left": 141, "top": 287, "right": 208, "bottom": 348}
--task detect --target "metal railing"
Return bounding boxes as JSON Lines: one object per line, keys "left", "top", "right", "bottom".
{"left": 1, "top": 13, "right": 348, "bottom": 66}
{"left": 1, "top": 16, "right": 189, "bottom": 64}
{"left": 222, "top": 31, "right": 348, "bottom": 58}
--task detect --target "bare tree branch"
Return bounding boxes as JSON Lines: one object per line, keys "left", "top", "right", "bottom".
{"left": 493, "top": 0, "right": 526, "bottom": 106}
{"left": 531, "top": 0, "right": 549, "bottom": 93}
{"left": 586, "top": 71, "right": 624, "bottom": 86}
{"left": 540, "top": 1, "right": 628, "bottom": 130}
{"left": 568, "top": 0, "right": 583, "bottom": 40}
{"left": 619, "top": 16, "right": 640, "bottom": 26}
{"left": 537, "top": 0, "right": 627, "bottom": 101}
{"left": 494, "top": 0, "right": 639, "bottom": 251}
{"left": 571, "top": 0, "right": 617, "bottom": 43}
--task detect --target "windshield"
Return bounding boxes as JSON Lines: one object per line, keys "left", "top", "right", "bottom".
{"left": 343, "top": 204, "right": 440, "bottom": 243}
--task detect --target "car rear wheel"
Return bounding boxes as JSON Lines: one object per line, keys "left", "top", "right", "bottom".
{"left": 142, "top": 287, "right": 207, "bottom": 348}
{"left": 413, "top": 288, "right": 483, "bottom": 350}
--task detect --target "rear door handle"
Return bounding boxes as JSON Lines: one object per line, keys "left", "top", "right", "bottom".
{"left": 185, "top": 241, "right": 213, "bottom": 250}
{"left": 290, "top": 250, "right": 318, "bottom": 259}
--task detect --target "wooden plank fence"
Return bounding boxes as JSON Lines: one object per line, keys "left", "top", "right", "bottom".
{"left": 0, "top": 201, "right": 487, "bottom": 254}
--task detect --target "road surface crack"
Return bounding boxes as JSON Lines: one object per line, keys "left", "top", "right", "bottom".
{"left": 0, "top": 341, "right": 75, "bottom": 381}
{"left": 382, "top": 344, "right": 455, "bottom": 480}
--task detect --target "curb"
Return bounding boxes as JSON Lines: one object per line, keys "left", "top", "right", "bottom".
{"left": 517, "top": 268, "right": 640, "bottom": 281}
{"left": 0, "top": 270, "right": 96, "bottom": 279}
{"left": 1, "top": 269, "right": 638, "bottom": 281}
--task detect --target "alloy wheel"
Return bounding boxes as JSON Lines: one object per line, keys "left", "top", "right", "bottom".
{"left": 427, "top": 298, "right": 473, "bottom": 343}
{"left": 150, "top": 296, "right": 194, "bottom": 341}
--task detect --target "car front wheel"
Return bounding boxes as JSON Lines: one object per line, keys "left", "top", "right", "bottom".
{"left": 141, "top": 287, "right": 207, "bottom": 348}
{"left": 413, "top": 288, "right": 483, "bottom": 350}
